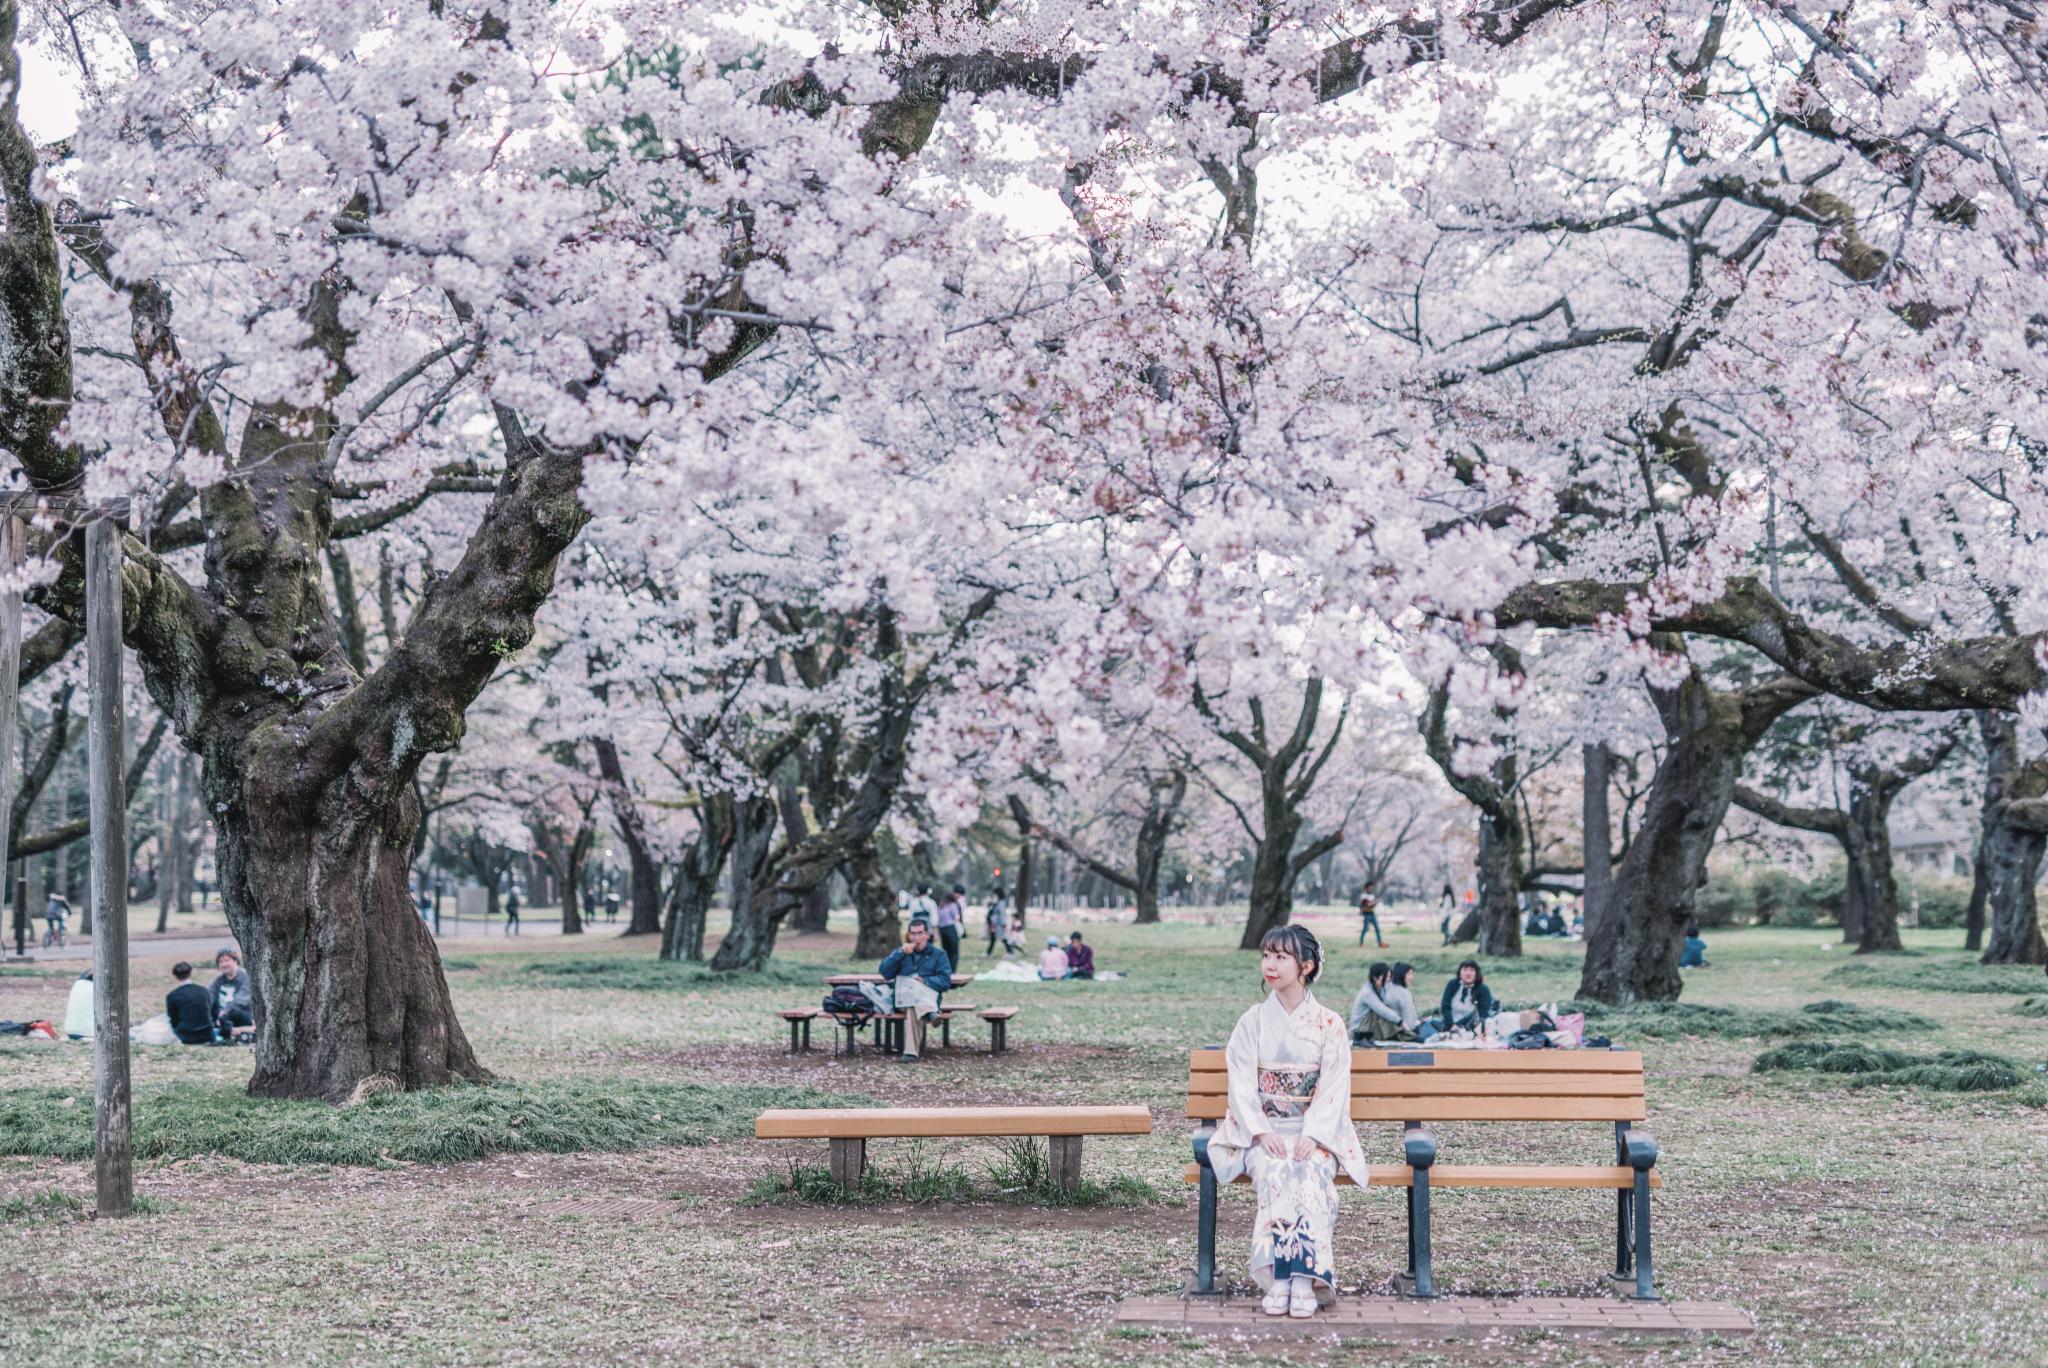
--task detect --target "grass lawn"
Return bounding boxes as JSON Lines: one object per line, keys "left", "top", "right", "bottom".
{"left": 2, "top": 907, "right": 2044, "bottom": 1366}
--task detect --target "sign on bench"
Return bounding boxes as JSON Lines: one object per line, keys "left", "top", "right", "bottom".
{"left": 1186, "top": 1047, "right": 1662, "bottom": 1300}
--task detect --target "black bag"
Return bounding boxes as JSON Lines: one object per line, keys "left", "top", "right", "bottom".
{"left": 823, "top": 987, "right": 874, "bottom": 1017}
{"left": 1506, "top": 1028, "right": 1553, "bottom": 1050}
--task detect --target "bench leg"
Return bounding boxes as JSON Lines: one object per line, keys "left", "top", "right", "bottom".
{"left": 992, "top": 1019, "right": 1006, "bottom": 1054}
{"left": 1195, "top": 1156, "right": 1218, "bottom": 1294}
{"left": 828, "top": 1137, "right": 866, "bottom": 1188}
{"left": 941, "top": 1015, "right": 952, "bottom": 1051}
{"left": 1614, "top": 1187, "right": 1634, "bottom": 1279}
{"left": 1048, "top": 1135, "right": 1083, "bottom": 1192}
{"left": 801, "top": 1017, "right": 812, "bottom": 1052}
{"left": 788, "top": 1018, "right": 801, "bottom": 1053}
{"left": 1630, "top": 1167, "right": 1657, "bottom": 1301}
{"left": 1408, "top": 1170, "right": 1436, "bottom": 1299}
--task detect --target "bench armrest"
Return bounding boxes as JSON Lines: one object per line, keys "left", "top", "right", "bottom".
{"left": 1622, "top": 1128, "right": 1659, "bottom": 1170}
{"left": 1192, "top": 1123, "right": 1216, "bottom": 1171}
{"left": 1404, "top": 1124, "right": 1437, "bottom": 1170}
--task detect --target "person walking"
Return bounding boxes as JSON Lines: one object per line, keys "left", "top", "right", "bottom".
{"left": 1356, "top": 883, "right": 1386, "bottom": 948}
{"left": 933, "top": 884, "right": 965, "bottom": 970}
{"left": 504, "top": 889, "right": 521, "bottom": 936}
{"left": 983, "top": 885, "right": 1010, "bottom": 956}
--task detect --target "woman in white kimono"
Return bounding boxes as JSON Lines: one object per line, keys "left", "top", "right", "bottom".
{"left": 1205, "top": 925, "right": 1372, "bottom": 1318}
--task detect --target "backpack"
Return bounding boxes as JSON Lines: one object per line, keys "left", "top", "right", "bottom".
{"left": 823, "top": 987, "right": 874, "bottom": 1017}
{"left": 1506, "top": 1028, "right": 1553, "bottom": 1050}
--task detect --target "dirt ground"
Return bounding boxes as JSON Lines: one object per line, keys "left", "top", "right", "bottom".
{"left": 2, "top": 914, "right": 2044, "bottom": 1366}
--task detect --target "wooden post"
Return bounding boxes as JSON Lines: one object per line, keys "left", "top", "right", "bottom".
{"left": 86, "top": 516, "right": 132, "bottom": 1218}
{"left": 0, "top": 516, "right": 19, "bottom": 957}
{"left": 1048, "top": 1134, "right": 1084, "bottom": 1192}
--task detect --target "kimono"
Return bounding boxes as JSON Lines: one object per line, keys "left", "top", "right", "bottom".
{"left": 1205, "top": 991, "right": 1371, "bottom": 1302}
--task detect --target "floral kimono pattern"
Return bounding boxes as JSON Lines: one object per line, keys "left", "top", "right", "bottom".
{"left": 1204, "top": 992, "right": 1371, "bottom": 1302}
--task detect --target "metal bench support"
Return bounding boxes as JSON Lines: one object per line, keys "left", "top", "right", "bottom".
{"left": 1400, "top": 1123, "right": 1437, "bottom": 1298}
{"left": 1192, "top": 1125, "right": 1218, "bottom": 1294}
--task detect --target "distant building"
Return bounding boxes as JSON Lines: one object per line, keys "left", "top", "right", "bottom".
{"left": 1891, "top": 821, "right": 1973, "bottom": 880}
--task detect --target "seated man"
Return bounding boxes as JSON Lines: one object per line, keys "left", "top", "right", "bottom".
{"left": 166, "top": 962, "right": 215, "bottom": 1045}
{"left": 209, "top": 948, "right": 254, "bottom": 1040}
{"left": 1037, "top": 936, "right": 1070, "bottom": 981}
{"left": 877, "top": 920, "right": 952, "bottom": 1062}
{"left": 1064, "top": 931, "right": 1095, "bottom": 980}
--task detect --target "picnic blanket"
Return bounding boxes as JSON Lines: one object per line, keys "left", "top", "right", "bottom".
{"left": 976, "top": 961, "right": 1125, "bottom": 983}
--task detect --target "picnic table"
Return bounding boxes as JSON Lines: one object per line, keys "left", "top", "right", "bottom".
{"left": 823, "top": 973, "right": 973, "bottom": 988}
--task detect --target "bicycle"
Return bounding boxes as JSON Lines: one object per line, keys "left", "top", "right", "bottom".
{"left": 41, "top": 919, "right": 66, "bottom": 949}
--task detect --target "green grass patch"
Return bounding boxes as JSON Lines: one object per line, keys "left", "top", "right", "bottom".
{"left": 1568, "top": 998, "right": 1933, "bottom": 1039}
{"left": 1753, "top": 1041, "right": 2026, "bottom": 1092}
{"left": 0, "top": 1191, "right": 175, "bottom": 1223}
{"left": 519, "top": 957, "right": 831, "bottom": 991}
{"left": 0, "top": 1080, "right": 875, "bottom": 1167}
{"left": 2012, "top": 996, "right": 2048, "bottom": 1018}
{"left": 745, "top": 1139, "right": 1163, "bottom": 1210}
{"left": 1825, "top": 957, "right": 2048, "bottom": 995}
{"left": 439, "top": 958, "right": 481, "bottom": 972}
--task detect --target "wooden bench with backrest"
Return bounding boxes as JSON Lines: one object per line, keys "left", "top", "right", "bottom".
{"left": 1186, "top": 1046, "right": 1662, "bottom": 1300}
{"left": 756, "top": 1105, "right": 1152, "bottom": 1190}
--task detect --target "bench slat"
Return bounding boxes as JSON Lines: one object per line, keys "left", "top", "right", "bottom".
{"left": 1181, "top": 1163, "right": 1662, "bottom": 1190}
{"left": 1189, "top": 1048, "right": 1644, "bottom": 1073}
{"left": 755, "top": 1105, "right": 1152, "bottom": 1139}
{"left": 1187, "top": 1074, "right": 1646, "bottom": 1098}
{"left": 1187, "top": 1096, "right": 1648, "bottom": 1122}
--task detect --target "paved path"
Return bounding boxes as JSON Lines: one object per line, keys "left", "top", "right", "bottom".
{"left": 5, "top": 914, "right": 580, "bottom": 965}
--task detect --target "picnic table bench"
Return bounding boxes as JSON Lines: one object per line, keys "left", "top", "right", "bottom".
{"left": 1185, "top": 1046, "right": 1662, "bottom": 1300}
{"left": 756, "top": 1105, "right": 1152, "bottom": 1189}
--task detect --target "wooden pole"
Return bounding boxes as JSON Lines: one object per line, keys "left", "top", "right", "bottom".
{"left": 0, "top": 516, "right": 19, "bottom": 957}
{"left": 86, "top": 516, "right": 132, "bottom": 1217}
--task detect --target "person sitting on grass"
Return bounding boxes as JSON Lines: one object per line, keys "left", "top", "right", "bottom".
{"left": 877, "top": 919, "right": 953, "bottom": 1063}
{"left": 1037, "top": 936, "right": 1070, "bottom": 980}
{"left": 63, "top": 970, "right": 93, "bottom": 1041}
{"left": 1386, "top": 963, "right": 1432, "bottom": 1040}
{"left": 1438, "top": 958, "right": 1496, "bottom": 1033}
{"left": 210, "top": 949, "right": 254, "bottom": 1041}
{"left": 1680, "top": 922, "right": 1710, "bottom": 968}
{"left": 166, "top": 962, "right": 216, "bottom": 1045}
{"left": 1347, "top": 961, "right": 1411, "bottom": 1043}
{"left": 1065, "top": 931, "right": 1095, "bottom": 979}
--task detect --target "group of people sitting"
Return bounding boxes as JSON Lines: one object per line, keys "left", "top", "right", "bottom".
{"left": 1036, "top": 932, "right": 1094, "bottom": 980}
{"left": 1345, "top": 957, "right": 1496, "bottom": 1044}
{"left": 60, "top": 948, "right": 254, "bottom": 1045}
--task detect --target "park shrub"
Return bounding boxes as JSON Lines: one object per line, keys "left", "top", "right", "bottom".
{"left": 1563, "top": 999, "right": 1932, "bottom": 1039}
{"left": 1694, "top": 866, "right": 1847, "bottom": 927}
{"left": 1827, "top": 957, "right": 2048, "bottom": 996}
{"left": 1900, "top": 876, "right": 1972, "bottom": 930}
{"left": 0, "top": 1080, "right": 872, "bottom": 1167}
{"left": 519, "top": 957, "right": 827, "bottom": 990}
{"left": 1753, "top": 1041, "right": 2025, "bottom": 1092}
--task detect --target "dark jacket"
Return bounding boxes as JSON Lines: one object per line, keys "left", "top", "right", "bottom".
{"left": 1439, "top": 979, "right": 1496, "bottom": 1026}
{"left": 878, "top": 943, "right": 954, "bottom": 996}
{"left": 166, "top": 983, "right": 214, "bottom": 1044}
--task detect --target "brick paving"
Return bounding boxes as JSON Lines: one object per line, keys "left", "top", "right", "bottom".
{"left": 1116, "top": 1295, "right": 1754, "bottom": 1340}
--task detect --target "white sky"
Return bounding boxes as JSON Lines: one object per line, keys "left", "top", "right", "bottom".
{"left": 17, "top": 37, "right": 78, "bottom": 140}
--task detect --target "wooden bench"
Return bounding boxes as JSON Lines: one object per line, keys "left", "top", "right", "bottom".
{"left": 1186, "top": 1047, "right": 1662, "bottom": 1300}
{"left": 978, "top": 1007, "right": 1020, "bottom": 1055}
{"left": 825, "top": 1004, "right": 979, "bottom": 1056}
{"left": 756, "top": 1105, "right": 1152, "bottom": 1189}
{"left": 776, "top": 1009, "right": 819, "bottom": 1053}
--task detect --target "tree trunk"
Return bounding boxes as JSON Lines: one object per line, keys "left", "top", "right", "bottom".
{"left": 1238, "top": 799, "right": 1302, "bottom": 951}
{"left": 1982, "top": 758, "right": 2048, "bottom": 966}
{"left": 593, "top": 736, "right": 663, "bottom": 936}
{"left": 662, "top": 793, "right": 734, "bottom": 963}
{"left": 216, "top": 757, "right": 490, "bottom": 1102}
{"left": 1008, "top": 795, "right": 1034, "bottom": 928}
{"left": 849, "top": 838, "right": 900, "bottom": 959}
{"left": 1474, "top": 808, "right": 1524, "bottom": 958}
{"left": 1965, "top": 711, "right": 2012, "bottom": 952}
{"left": 779, "top": 783, "right": 830, "bottom": 934}
{"left": 1581, "top": 672, "right": 1810, "bottom": 1004}
{"left": 1131, "top": 769, "right": 1184, "bottom": 925}
{"left": 1848, "top": 783, "right": 1903, "bottom": 954}
{"left": 707, "top": 795, "right": 781, "bottom": 972}
{"left": 1583, "top": 742, "right": 1612, "bottom": 944}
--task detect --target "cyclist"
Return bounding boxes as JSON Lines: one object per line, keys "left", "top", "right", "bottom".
{"left": 42, "top": 893, "right": 68, "bottom": 948}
